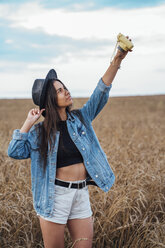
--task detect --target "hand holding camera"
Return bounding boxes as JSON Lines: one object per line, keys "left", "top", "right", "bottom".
{"left": 110, "top": 33, "right": 133, "bottom": 64}
{"left": 117, "top": 33, "right": 134, "bottom": 53}
{"left": 103, "top": 33, "right": 134, "bottom": 85}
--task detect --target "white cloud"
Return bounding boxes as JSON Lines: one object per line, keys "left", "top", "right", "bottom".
{"left": 0, "top": 2, "right": 165, "bottom": 56}
{"left": 0, "top": 2, "right": 165, "bottom": 40}
{"left": 0, "top": 2, "right": 165, "bottom": 97}
{"left": 5, "top": 39, "right": 13, "bottom": 44}
{"left": 0, "top": 50, "right": 164, "bottom": 99}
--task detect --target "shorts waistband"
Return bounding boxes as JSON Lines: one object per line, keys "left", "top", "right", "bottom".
{"left": 55, "top": 178, "right": 87, "bottom": 189}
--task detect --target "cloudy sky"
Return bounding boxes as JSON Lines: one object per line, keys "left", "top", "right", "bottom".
{"left": 0, "top": 0, "right": 165, "bottom": 98}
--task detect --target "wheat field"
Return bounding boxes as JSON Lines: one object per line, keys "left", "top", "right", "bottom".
{"left": 0, "top": 95, "right": 165, "bottom": 248}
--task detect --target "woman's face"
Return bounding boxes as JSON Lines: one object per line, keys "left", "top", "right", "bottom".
{"left": 53, "top": 80, "right": 73, "bottom": 108}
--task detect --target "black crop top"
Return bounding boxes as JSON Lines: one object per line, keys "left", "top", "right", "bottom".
{"left": 56, "top": 120, "right": 83, "bottom": 168}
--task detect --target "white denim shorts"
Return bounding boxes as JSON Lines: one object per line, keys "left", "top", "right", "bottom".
{"left": 38, "top": 179, "right": 93, "bottom": 224}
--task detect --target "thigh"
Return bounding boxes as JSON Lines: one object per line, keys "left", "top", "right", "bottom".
{"left": 39, "top": 217, "right": 66, "bottom": 248}
{"left": 69, "top": 186, "right": 92, "bottom": 220}
{"left": 67, "top": 217, "right": 94, "bottom": 248}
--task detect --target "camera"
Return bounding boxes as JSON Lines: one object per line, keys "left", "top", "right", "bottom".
{"left": 117, "top": 33, "right": 134, "bottom": 52}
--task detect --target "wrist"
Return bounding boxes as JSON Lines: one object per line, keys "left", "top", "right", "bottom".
{"left": 113, "top": 56, "right": 122, "bottom": 64}
{"left": 20, "top": 119, "right": 34, "bottom": 133}
{"left": 111, "top": 56, "right": 122, "bottom": 69}
{"left": 25, "top": 118, "right": 35, "bottom": 126}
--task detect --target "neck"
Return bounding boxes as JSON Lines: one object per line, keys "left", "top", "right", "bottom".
{"left": 58, "top": 108, "right": 67, "bottom": 121}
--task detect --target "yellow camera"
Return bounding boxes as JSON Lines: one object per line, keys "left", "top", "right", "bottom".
{"left": 117, "top": 33, "right": 134, "bottom": 52}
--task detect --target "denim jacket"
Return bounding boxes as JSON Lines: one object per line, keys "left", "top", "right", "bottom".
{"left": 8, "top": 78, "right": 115, "bottom": 217}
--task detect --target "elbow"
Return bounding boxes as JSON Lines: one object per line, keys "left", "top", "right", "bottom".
{"left": 7, "top": 140, "right": 30, "bottom": 160}
{"left": 7, "top": 142, "right": 20, "bottom": 159}
{"left": 7, "top": 146, "right": 17, "bottom": 159}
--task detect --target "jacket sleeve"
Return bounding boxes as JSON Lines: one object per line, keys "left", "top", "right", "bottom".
{"left": 80, "top": 78, "right": 112, "bottom": 122}
{"left": 7, "top": 129, "right": 31, "bottom": 159}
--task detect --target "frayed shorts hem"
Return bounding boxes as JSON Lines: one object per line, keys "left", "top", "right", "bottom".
{"left": 38, "top": 213, "right": 93, "bottom": 225}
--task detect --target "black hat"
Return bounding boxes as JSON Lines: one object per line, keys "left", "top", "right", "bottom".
{"left": 32, "top": 69, "right": 62, "bottom": 114}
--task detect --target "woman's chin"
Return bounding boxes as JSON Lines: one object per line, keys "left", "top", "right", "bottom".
{"left": 68, "top": 99, "right": 73, "bottom": 105}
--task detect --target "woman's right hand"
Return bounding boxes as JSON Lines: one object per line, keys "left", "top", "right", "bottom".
{"left": 26, "top": 108, "right": 45, "bottom": 124}
{"left": 20, "top": 108, "right": 45, "bottom": 133}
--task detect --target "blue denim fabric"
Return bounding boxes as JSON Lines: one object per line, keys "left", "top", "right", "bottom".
{"left": 8, "top": 78, "right": 115, "bottom": 217}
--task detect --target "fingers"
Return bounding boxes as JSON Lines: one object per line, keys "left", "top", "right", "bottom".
{"left": 31, "top": 108, "right": 39, "bottom": 115}
{"left": 31, "top": 108, "right": 45, "bottom": 116}
{"left": 126, "top": 35, "right": 133, "bottom": 52}
{"left": 126, "top": 35, "right": 132, "bottom": 41}
{"left": 40, "top": 108, "right": 45, "bottom": 114}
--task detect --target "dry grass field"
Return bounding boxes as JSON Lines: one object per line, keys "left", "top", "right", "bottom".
{"left": 0, "top": 95, "right": 165, "bottom": 248}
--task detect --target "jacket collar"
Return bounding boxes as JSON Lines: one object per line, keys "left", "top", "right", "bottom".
{"left": 66, "top": 110, "right": 75, "bottom": 122}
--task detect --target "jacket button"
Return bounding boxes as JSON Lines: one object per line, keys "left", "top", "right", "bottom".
{"left": 106, "top": 186, "right": 108, "bottom": 190}
{"left": 82, "top": 131, "right": 85, "bottom": 135}
{"left": 73, "top": 132, "right": 75, "bottom": 136}
{"left": 86, "top": 161, "right": 89, "bottom": 164}
{"left": 82, "top": 147, "right": 85, "bottom": 151}
{"left": 95, "top": 174, "right": 98, "bottom": 178}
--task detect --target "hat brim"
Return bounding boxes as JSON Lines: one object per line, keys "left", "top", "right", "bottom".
{"left": 39, "top": 69, "right": 62, "bottom": 111}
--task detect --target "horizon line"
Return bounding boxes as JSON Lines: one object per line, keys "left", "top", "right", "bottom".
{"left": 0, "top": 93, "right": 164, "bottom": 100}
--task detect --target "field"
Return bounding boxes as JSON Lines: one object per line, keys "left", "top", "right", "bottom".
{"left": 0, "top": 95, "right": 165, "bottom": 248}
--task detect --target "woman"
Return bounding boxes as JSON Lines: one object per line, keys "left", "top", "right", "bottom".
{"left": 8, "top": 40, "right": 132, "bottom": 248}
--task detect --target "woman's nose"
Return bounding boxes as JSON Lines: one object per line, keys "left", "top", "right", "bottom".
{"left": 65, "top": 89, "right": 69, "bottom": 95}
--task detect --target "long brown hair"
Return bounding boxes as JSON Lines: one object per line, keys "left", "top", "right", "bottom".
{"left": 38, "top": 78, "right": 85, "bottom": 171}
{"left": 38, "top": 79, "right": 70, "bottom": 170}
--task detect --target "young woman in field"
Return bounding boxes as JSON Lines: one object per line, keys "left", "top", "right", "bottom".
{"left": 8, "top": 37, "right": 132, "bottom": 248}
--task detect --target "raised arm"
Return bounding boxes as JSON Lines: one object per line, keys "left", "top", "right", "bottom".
{"left": 102, "top": 39, "right": 132, "bottom": 86}
{"left": 80, "top": 46, "right": 132, "bottom": 122}
{"left": 80, "top": 78, "right": 112, "bottom": 122}
{"left": 8, "top": 108, "right": 45, "bottom": 159}
{"left": 20, "top": 108, "right": 45, "bottom": 133}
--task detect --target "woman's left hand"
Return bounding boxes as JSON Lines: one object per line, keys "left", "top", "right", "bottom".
{"left": 115, "top": 36, "right": 133, "bottom": 60}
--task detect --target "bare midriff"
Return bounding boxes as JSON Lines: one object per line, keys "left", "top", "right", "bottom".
{"left": 56, "top": 162, "right": 87, "bottom": 181}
